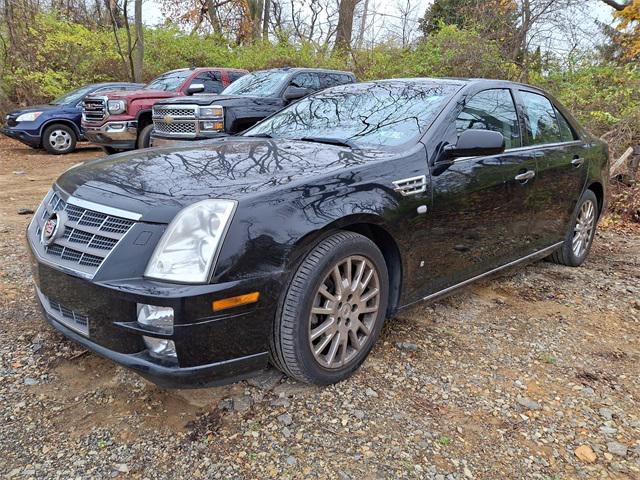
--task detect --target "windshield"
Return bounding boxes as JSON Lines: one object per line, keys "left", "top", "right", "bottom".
{"left": 145, "top": 70, "right": 191, "bottom": 91}
{"left": 244, "top": 81, "right": 460, "bottom": 148}
{"left": 50, "top": 85, "right": 97, "bottom": 105}
{"left": 221, "top": 70, "right": 290, "bottom": 97}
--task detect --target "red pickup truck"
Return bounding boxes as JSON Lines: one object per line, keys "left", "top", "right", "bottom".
{"left": 81, "top": 67, "right": 248, "bottom": 153}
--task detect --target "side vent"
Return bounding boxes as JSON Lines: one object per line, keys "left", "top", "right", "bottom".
{"left": 392, "top": 175, "right": 427, "bottom": 196}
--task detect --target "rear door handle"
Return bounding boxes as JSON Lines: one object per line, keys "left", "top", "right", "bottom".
{"left": 571, "top": 157, "right": 585, "bottom": 167}
{"left": 515, "top": 170, "right": 536, "bottom": 182}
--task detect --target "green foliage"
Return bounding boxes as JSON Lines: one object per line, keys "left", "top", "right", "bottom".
{"left": 419, "top": 0, "right": 476, "bottom": 36}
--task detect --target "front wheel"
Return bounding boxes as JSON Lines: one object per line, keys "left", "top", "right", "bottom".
{"left": 270, "top": 231, "right": 389, "bottom": 385}
{"left": 42, "top": 124, "right": 77, "bottom": 154}
{"left": 137, "top": 124, "right": 153, "bottom": 149}
{"left": 548, "top": 189, "right": 599, "bottom": 267}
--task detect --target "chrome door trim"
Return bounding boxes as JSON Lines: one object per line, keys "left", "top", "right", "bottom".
{"left": 420, "top": 241, "right": 564, "bottom": 302}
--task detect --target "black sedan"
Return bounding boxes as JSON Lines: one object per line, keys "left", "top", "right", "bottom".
{"left": 27, "top": 78, "right": 608, "bottom": 387}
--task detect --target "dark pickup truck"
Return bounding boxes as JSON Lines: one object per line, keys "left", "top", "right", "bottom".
{"left": 150, "top": 68, "right": 356, "bottom": 146}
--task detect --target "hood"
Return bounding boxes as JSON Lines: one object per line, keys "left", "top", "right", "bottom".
{"left": 94, "top": 89, "right": 180, "bottom": 101}
{"left": 156, "top": 94, "right": 278, "bottom": 107}
{"left": 8, "top": 104, "right": 65, "bottom": 116}
{"left": 56, "top": 137, "right": 392, "bottom": 223}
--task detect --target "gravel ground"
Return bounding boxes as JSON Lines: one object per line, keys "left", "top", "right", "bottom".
{"left": 1, "top": 137, "right": 639, "bottom": 479}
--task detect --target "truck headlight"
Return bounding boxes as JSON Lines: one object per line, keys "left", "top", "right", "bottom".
{"left": 145, "top": 199, "right": 236, "bottom": 284}
{"left": 16, "top": 111, "right": 42, "bottom": 122}
{"left": 200, "top": 105, "right": 223, "bottom": 118}
{"left": 107, "top": 100, "right": 126, "bottom": 114}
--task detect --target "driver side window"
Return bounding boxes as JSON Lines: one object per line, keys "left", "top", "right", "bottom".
{"left": 456, "top": 89, "right": 521, "bottom": 149}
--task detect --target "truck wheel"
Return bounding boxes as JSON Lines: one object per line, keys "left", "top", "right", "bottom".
{"left": 548, "top": 189, "right": 599, "bottom": 267}
{"left": 270, "top": 231, "right": 389, "bottom": 385}
{"left": 137, "top": 124, "right": 154, "bottom": 149}
{"left": 42, "top": 124, "right": 77, "bottom": 155}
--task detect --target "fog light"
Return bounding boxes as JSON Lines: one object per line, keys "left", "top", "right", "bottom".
{"left": 137, "top": 304, "right": 176, "bottom": 358}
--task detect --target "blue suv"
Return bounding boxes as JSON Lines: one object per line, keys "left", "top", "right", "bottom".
{"left": 1, "top": 82, "right": 143, "bottom": 154}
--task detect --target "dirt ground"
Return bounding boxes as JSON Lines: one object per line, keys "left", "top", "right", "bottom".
{"left": 1, "top": 136, "right": 639, "bottom": 479}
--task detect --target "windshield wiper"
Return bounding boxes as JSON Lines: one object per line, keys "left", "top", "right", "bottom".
{"left": 244, "top": 133, "right": 273, "bottom": 139}
{"left": 297, "top": 136, "right": 356, "bottom": 148}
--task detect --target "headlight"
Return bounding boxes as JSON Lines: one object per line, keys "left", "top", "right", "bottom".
{"left": 145, "top": 199, "right": 236, "bottom": 283}
{"left": 200, "top": 105, "right": 223, "bottom": 117}
{"left": 107, "top": 100, "right": 126, "bottom": 114}
{"left": 16, "top": 111, "right": 42, "bottom": 122}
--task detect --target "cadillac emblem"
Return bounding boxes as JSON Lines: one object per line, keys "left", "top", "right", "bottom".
{"left": 40, "top": 211, "right": 66, "bottom": 246}
{"left": 163, "top": 115, "right": 174, "bottom": 124}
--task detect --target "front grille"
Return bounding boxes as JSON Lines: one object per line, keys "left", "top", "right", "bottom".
{"left": 31, "top": 190, "right": 135, "bottom": 277}
{"left": 82, "top": 97, "right": 107, "bottom": 123}
{"left": 153, "top": 121, "right": 197, "bottom": 135}
{"left": 36, "top": 287, "right": 89, "bottom": 336}
{"left": 153, "top": 106, "right": 196, "bottom": 117}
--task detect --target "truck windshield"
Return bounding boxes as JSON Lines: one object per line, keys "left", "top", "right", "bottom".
{"left": 221, "top": 70, "right": 289, "bottom": 97}
{"left": 50, "top": 85, "right": 97, "bottom": 105}
{"left": 145, "top": 71, "right": 192, "bottom": 91}
{"left": 244, "top": 81, "right": 461, "bottom": 148}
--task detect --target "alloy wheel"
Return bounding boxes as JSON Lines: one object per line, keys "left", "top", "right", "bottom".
{"left": 308, "top": 255, "right": 380, "bottom": 369}
{"left": 49, "top": 129, "right": 72, "bottom": 151}
{"left": 572, "top": 199, "right": 595, "bottom": 258}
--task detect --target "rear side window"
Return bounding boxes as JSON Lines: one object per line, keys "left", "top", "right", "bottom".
{"left": 455, "top": 88, "right": 521, "bottom": 149}
{"left": 520, "top": 91, "right": 562, "bottom": 145}
{"left": 291, "top": 73, "right": 321, "bottom": 91}
{"left": 190, "top": 72, "right": 224, "bottom": 94}
{"left": 555, "top": 108, "right": 577, "bottom": 142}
{"left": 229, "top": 71, "right": 246, "bottom": 83}
{"left": 322, "top": 73, "right": 354, "bottom": 89}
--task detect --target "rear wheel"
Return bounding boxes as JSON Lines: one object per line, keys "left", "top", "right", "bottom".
{"left": 270, "top": 231, "right": 389, "bottom": 385}
{"left": 137, "top": 124, "right": 153, "bottom": 149}
{"left": 42, "top": 124, "right": 76, "bottom": 154}
{"left": 548, "top": 189, "right": 598, "bottom": 267}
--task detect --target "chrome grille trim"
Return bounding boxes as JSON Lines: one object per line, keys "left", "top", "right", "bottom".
{"left": 152, "top": 104, "right": 224, "bottom": 138}
{"left": 36, "top": 287, "right": 89, "bottom": 336}
{"left": 82, "top": 96, "right": 108, "bottom": 123}
{"left": 29, "top": 189, "right": 138, "bottom": 279}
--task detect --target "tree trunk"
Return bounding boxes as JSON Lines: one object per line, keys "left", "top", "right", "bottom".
{"left": 356, "top": 0, "right": 369, "bottom": 48}
{"left": 133, "top": 0, "right": 143, "bottom": 82}
{"left": 334, "top": 0, "right": 359, "bottom": 53}
{"left": 262, "top": 0, "right": 270, "bottom": 40}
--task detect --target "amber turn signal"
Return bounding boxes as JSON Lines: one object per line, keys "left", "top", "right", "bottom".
{"left": 212, "top": 292, "right": 260, "bottom": 312}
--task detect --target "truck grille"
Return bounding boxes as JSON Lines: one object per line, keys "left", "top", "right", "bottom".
{"left": 30, "top": 190, "right": 136, "bottom": 278}
{"left": 82, "top": 97, "right": 107, "bottom": 123}
{"left": 152, "top": 104, "right": 197, "bottom": 138}
{"left": 36, "top": 287, "right": 89, "bottom": 336}
{"left": 153, "top": 121, "right": 197, "bottom": 135}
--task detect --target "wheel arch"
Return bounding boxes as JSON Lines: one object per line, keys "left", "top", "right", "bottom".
{"left": 136, "top": 109, "right": 153, "bottom": 129}
{"left": 40, "top": 119, "right": 81, "bottom": 138}
{"left": 586, "top": 181, "right": 604, "bottom": 219}
{"left": 289, "top": 214, "right": 404, "bottom": 318}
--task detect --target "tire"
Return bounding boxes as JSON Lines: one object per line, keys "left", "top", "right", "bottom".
{"left": 42, "top": 124, "right": 77, "bottom": 155}
{"left": 137, "top": 124, "right": 154, "bottom": 149}
{"left": 270, "top": 231, "right": 389, "bottom": 385}
{"left": 548, "top": 189, "right": 599, "bottom": 267}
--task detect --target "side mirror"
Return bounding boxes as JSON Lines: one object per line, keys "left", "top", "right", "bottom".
{"left": 185, "top": 83, "right": 205, "bottom": 95}
{"left": 283, "top": 85, "right": 311, "bottom": 102}
{"left": 443, "top": 129, "right": 505, "bottom": 159}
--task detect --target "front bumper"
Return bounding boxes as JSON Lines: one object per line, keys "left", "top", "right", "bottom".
{"left": 28, "top": 241, "right": 283, "bottom": 388}
{"left": 1, "top": 126, "right": 41, "bottom": 147}
{"left": 83, "top": 121, "right": 138, "bottom": 150}
{"left": 150, "top": 132, "right": 228, "bottom": 148}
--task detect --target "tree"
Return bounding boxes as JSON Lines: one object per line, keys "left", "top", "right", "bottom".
{"left": 334, "top": 0, "right": 360, "bottom": 53}
{"left": 613, "top": 0, "right": 640, "bottom": 59}
{"left": 419, "top": 0, "right": 475, "bottom": 36}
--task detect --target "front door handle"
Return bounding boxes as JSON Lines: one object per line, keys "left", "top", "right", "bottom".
{"left": 571, "top": 157, "right": 585, "bottom": 168}
{"left": 515, "top": 170, "right": 536, "bottom": 182}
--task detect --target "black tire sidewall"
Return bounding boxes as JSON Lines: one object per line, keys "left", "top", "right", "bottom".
{"left": 137, "top": 124, "right": 153, "bottom": 149}
{"left": 285, "top": 233, "right": 389, "bottom": 385}
{"left": 561, "top": 190, "right": 599, "bottom": 266}
{"left": 42, "top": 124, "right": 76, "bottom": 155}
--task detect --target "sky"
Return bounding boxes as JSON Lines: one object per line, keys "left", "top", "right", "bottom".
{"left": 138, "top": 0, "right": 618, "bottom": 52}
